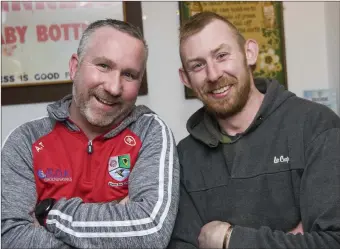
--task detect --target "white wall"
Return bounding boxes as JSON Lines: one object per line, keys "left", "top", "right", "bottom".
{"left": 325, "top": 2, "right": 340, "bottom": 114}
{"left": 284, "top": 2, "right": 330, "bottom": 96}
{"left": 1, "top": 2, "right": 339, "bottom": 144}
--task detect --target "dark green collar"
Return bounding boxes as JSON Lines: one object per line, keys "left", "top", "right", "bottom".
{"left": 203, "top": 111, "right": 237, "bottom": 144}
{"left": 220, "top": 129, "right": 239, "bottom": 144}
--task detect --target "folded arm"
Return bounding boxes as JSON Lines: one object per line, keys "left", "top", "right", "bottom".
{"left": 227, "top": 129, "right": 340, "bottom": 248}
{"left": 1, "top": 126, "right": 71, "bottom": 248}
{"left": 45, "top": 115, "right": 180, "bottom": 248}
{"left": 170, "top": 129, "right": 340, "bottom": 249}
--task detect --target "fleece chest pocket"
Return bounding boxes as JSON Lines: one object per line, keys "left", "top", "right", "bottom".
{"left": 225, "top": 135, "right": 293, "bottom": 178}
{"left": 232, "top": 156, "right": 292, "bottom": 178}
{"left": 229, "top": 144, "right": 295, "bottom": 201}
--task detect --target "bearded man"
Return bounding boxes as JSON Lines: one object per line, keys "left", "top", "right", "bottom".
{"left": 168, "top": 11, "right": 340, "bottom": 249}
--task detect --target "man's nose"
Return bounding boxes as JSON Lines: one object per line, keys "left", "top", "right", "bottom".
{"left": 102, "top": 71, "right": 122, "bottom": 96}
{"left": 206, "top": 63, "right": 222, "bottom": 83}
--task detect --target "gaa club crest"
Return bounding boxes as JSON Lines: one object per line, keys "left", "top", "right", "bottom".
{"left": 108, "top": 154, "right": 131, "bottom": 182}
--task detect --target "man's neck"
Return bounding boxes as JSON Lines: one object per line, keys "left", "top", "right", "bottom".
{"left": 217, "top": 84, "right": 265, "bottom": 136}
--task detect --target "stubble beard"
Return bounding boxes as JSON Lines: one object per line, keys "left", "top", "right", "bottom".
{"left": 72, "top": 74, "right": 132, "bottom": 128}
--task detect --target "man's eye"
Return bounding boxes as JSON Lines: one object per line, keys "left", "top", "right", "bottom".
{"left": 98, "top": 64, "right": 109, "bottom": 69}
{"left": 191, "top": 63, "right": 204, "bottom": 71}
{"left": 123, "top": 72, "right": 135, "bottom": 79}
{"left": 217, "top": 53, "right": 228, "bottom": 60}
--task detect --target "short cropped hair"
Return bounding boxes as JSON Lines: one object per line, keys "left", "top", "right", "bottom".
{"left": 77, "top": 18, "right": 148, "bottom": 63}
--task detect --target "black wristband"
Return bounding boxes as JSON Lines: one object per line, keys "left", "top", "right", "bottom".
{"left": 34, "top": 198, "right": 56, "bottom": 226}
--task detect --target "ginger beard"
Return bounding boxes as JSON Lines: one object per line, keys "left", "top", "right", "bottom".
{"left": 194, "top": 58, "right": 251, "bottom": 119}
{"left": 72, "top": 71, "right": 132, "bottom": 127}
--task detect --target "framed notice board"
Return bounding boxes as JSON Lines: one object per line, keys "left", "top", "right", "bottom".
{"left": 1, "top": 1, "right": 147, "bottom": 105}
{"left": 179, "top": 1, "right": 287, "bottom": 99}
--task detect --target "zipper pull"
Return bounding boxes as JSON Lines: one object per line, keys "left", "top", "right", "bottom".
{"left": 87, "top": 140, "right": 93, "bottom": 154}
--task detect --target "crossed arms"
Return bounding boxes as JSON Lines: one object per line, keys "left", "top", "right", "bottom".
{"left": 1, "top": 115, "right": 180, "bottom": 248}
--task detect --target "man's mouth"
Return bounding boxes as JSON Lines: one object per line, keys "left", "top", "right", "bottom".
{"left": 210, "top": 85, "right": 232, "bottom": 94}
{"left": 94, "top": 96, "right": 115, "bottom": 106}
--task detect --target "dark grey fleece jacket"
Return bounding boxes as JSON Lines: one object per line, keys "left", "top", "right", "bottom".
{"left": 168, "top": 78, "right": 340, "bottom": 249}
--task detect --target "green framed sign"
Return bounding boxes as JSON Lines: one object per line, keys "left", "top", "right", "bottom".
{"left": 179, "top": 1, "right": 287, "bottom": 99}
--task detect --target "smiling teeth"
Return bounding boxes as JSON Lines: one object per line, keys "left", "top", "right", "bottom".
{"left": 97, "top": 97, "right": 114, "bottom": 105}
{"left": 212, "top": 86, "right": 230, "bottom": 94}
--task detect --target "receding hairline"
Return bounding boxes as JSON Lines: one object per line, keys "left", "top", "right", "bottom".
{"left": 82, "top": 27, "right": 148, "bottom": 73}
{"left": 77, "top": 19, "right": 148, "bottom": 64}
{"left": 77, "top": 26, "right": 148, "bottom": 72}
{"left": 85, "top": 26, "right": 145, "bottom": 49}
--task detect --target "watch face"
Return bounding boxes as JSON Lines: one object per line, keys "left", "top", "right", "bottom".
{"left": 35, "top": 198, "right": 54, "bottom": 216}
{"left": 34, "top": 198, "right": 56, "bottom": 226}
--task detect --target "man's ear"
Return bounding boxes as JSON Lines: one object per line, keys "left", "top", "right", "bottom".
{"left": 244, "top": 39, "right": 259, "bottom": 67}
{"left": 69, "top": 53, "right": 79, "bottom": 80}
{"left": 179, "top": 67, "right": 192, "bottom": 89}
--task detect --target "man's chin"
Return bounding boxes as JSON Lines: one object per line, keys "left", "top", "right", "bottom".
{"left": 84, "top": 105, "right": 134, "bottom": 127}
{"left": 83, "top": 110, "right": 115, "bottom": 127}
{"left": 87, "top": 117, "right": 115, "bottom": 128}
{"left": 204, "top": 103, "right": 238, "bottom": 119}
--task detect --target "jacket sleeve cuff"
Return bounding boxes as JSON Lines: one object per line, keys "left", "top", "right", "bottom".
{"left": 228, "top": 225, "right": 258, "bottom": 249}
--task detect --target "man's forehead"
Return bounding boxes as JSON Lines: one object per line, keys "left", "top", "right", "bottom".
{"left": 88, "top": 27, "right": 122, "bottom": 44}
{"left": 192, "top": 20, "right": 235, "bottom": 39}
{"left": 182, "top": 37, "right": 234, "bottom": 61}
{"left": 88, "top": 27, "right": 141, "bottom": 47}
{"left": 86, "top": 29, "right": 143, "bottom": 55}
{"left": 83, "top": 30, "right": 145, "bottom": 70}
{"left": 182, "top": 20, "right": 237, "bottom": 50}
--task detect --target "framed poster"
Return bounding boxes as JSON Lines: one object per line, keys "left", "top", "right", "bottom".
{"left": 1, "top": 1, "right": 147, "bottom": 105}
{"left": 179, "top": 1, "right": 287, "bottom": 99}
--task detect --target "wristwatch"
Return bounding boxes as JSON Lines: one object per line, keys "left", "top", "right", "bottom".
{"left": 34, "top": 198, "right": 56, "bottom": 226}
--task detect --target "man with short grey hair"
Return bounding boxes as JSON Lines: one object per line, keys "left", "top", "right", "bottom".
{"left": 77, "top": 19, "right": 149, "bottom": 64}
{"left": 2, "top": 18, "right": 179, "bottom": 249}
